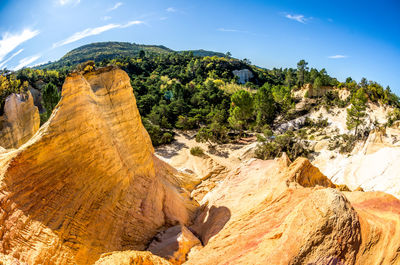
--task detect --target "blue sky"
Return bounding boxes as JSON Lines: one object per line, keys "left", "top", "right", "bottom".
{"left": 0, "top": 0, "right": 399, "bottom": 93}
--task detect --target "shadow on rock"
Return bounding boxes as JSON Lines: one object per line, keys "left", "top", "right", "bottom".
{"left": 190, "top": 205, "right": 231, "bottom": 245}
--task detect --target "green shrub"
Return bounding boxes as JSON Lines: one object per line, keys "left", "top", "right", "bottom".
{"left": 254, "top": 131, "right": 310, "bottom": 161}
{"left": 190, "top": 146, "right": 205, "bottom": 156}
{"left": 328, "top": 134, "right": 357, "bottom": 154}
{"left": 387, "top": 108, "right": 400, "bottom": 127}
{"left": 142, "top": 118, "right": 174, "bottom": 146}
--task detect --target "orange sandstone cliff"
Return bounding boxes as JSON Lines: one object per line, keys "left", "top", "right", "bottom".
{"left": 184, "top": 157, "right": 400, "bottom": 265}
{"left": 0, "top": 91, "right": 40, "bottom": 149}
{"left": 0, "top": 66, "right": 196, "bottom": 264}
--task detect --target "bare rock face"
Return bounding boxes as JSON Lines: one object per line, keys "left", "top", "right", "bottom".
{"left": 346, "top": 191, "right": 400, "bottom": 264}
{"left": 286, "top": 157, "right": 336, "bottom": 188}
{"left": 0, "top": 66, "right": 196, "bottom": 264}
{"left": 184, "top": 155, "right": 400, "bottom": 265}
{"left": 94, "top": 251, "right": 172, "bottom": 265}
{"left": 0, "top": 91, "right": 40, "bottom": 149}
{"left": 147, "top": 225, "right": 200, "bottom": 264}
{"left": 232, "top": 69, "right": 253, "bottom": 84}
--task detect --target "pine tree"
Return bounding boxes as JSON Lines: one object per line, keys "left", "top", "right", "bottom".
{"left": 254, "top": 84, "right": 275, "bottom": 126}
{"left": 346, "top": 88, "right": 367, "bottom": 136}
{"left": 296, "top": 60, "right": 309, "bottom": 87}
{"left": 42, "top": 82, "right": 61, "bottom": 122}
{"left": 228, "top": 90, "right": 253, "bottom": 133}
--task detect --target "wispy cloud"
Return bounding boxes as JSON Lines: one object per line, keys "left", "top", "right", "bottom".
{"left": 285, "top": 14, "right": 308, "bottom": 24}
{"left": 218, "top": 28, "right": 239, "bottom": 32}
{"left": 0, "top": 29, "right": 39, "bottom": 63}
{"left": 166, "top": 7, "right": 176, "bottom": 13}
{"left": 217, "top": 28, "right": 267, "bottom": 37}
{"left": 0, "top": 49, "right": 24, "bottom": 69}
{"left": 217, "top": 28, "right": 249, "bottom": 34}
{"left": 52, "top": 21, "right": 144, "bottom": 48}
{"left": 120, "top": 20, "right": 143, "bottom": 28}
{"left": 102, "top": 16, "right": 112, "bottom": 21}
{"left": 328, "top": 55, "right": 347, "bottom": 59}
{"left": 57, "top": 0, "right": 80, "bottom": 6}
{"left": 108, "top": 2, "right": 122, "bottom": 12}
{"left": 14, "top": 54, "right": 41, "bottom": 70}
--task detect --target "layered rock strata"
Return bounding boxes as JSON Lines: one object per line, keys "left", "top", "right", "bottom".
{"left": 0, "top": 92, "right": 40, "bottom": 149}
{"left": 0, "top": 67, "right": 196, "bottom": 264}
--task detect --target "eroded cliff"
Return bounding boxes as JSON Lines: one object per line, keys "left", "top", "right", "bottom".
{"left": 183, "top": 156, "right": 400, "bottom": 265}
{"left": 0, "top": 66, "right": 196, "bottom": 264}
{"left": 0, "top": 91, "right": 40, "bottom": 149}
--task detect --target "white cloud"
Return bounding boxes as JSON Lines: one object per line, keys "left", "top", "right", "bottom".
{"left": 102, "top": 16, "right": 112, "bottom": 21}
{"left": 120, "top": 20, "right": 144, "bottom": 28}
{"left": 57, "top": 0, "right": 80, "bottom": 6}
{"left": 108, "top": 2, "right": 122, "bottom": 12}
{"left": 13, "top": 54, "right": 41, "bottom": 70}
{"left": 217, "top": 28, "right": 250, "bottom": 34}
{"left": 0, "top": 29, "right": 39, "bottom": 62}
{"left": 53, "top": 24, "right": 120, "bottom": 48}
{"left": 285, "top": 14, "right": 307, "bottom": 24}
{"left": 218, "top": 28, "right": 240, "bottom": 32}
{"left": 328, "top": 55, "right": 347, "bottom": 59}
{"left": 52, "top": 21, "right": 144, "bottom": 48}
{"left": 0, "top": 48, "right": 24, "bottom": 69}
{"left": 166, "top": 7, "right": 176, "bottom": 12}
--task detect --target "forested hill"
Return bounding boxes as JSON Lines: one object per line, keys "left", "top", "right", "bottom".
{"left": 37, "top": 42, "right": 226, "bottom": 69}
{"left": 2, "top": 42, "right": 400, "bottom": 158}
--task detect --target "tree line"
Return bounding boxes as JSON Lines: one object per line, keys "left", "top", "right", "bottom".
{"left": 0, "top": 51, "right": 398, "bottom": 147}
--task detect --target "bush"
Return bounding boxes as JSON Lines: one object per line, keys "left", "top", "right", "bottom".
{"left": 254, "top": 131, "right": 310, "bottom": 161}
{"left": 387, "top": 108, "right": 400, "bottom": 127}
{"left": 328, "top": 134, "right": 357, "bottom": 154}
{"left": 142, "top": 118, "right": 174, "bottom": 146}
{"left": 195, "top": 122, "right": 229, "bottom": 145}
{"left": 190, "top": 146, "right": 205, "bottom": 156}
{"left": 304, "top": 117, "right": 328, "bottom": 129}
{"left": 176, "top": 115, "right": 200, "bottom": 130}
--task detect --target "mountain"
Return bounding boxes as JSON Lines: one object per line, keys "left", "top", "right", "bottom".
{"left": 37, "top": 41, "right": 226, "bottom": 69}
{"left": 179, "top": 49, "right": 226, "bottom": 58}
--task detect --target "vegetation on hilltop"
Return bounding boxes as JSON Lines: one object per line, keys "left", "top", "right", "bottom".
{"left": 0, "top": 42, "right": 399, "bottom": 159}
{"left": 36, "top": 42, "right": 227, "bottom": 70}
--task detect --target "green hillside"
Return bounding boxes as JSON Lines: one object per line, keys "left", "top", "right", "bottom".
{"left": 37, "top": 42, "right": 226, "bottom": 69}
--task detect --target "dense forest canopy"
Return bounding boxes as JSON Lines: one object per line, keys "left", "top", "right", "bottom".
{"left": 36, "top": 42, "right": 226, "bottom": 70}
{"left": 1, "top": 42, "right": 399, "bottom": 150}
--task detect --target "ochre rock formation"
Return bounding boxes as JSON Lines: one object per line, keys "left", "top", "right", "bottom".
{"left": 314, "top": 127, "right": 400, "bottom": 198}
{"left": 0, "top": 92, "right": 40, "bottom": 149}
{"left": 0, "top": 66, "right": 196, "bottom": 264}
{"left": 186, "top": 158, "right": 361, "bottom": 264}
{"left": 0, "top": 66, "right": 399, "bottom": 265}
{"left": 185, "top": 155, "right": 400, "bottom": 265}
{"left": 147, "top": 225, "right": 200, "bottom": 264}
{"left": 94, "top": 251, "right": 171, "bottom": 265}
{"left": 346, "top": 191, "right": 400, "bottom": 264}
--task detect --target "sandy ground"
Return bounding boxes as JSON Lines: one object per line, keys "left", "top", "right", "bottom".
{"left": 155, "top": 131, "right": 257, "bottom": 172}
